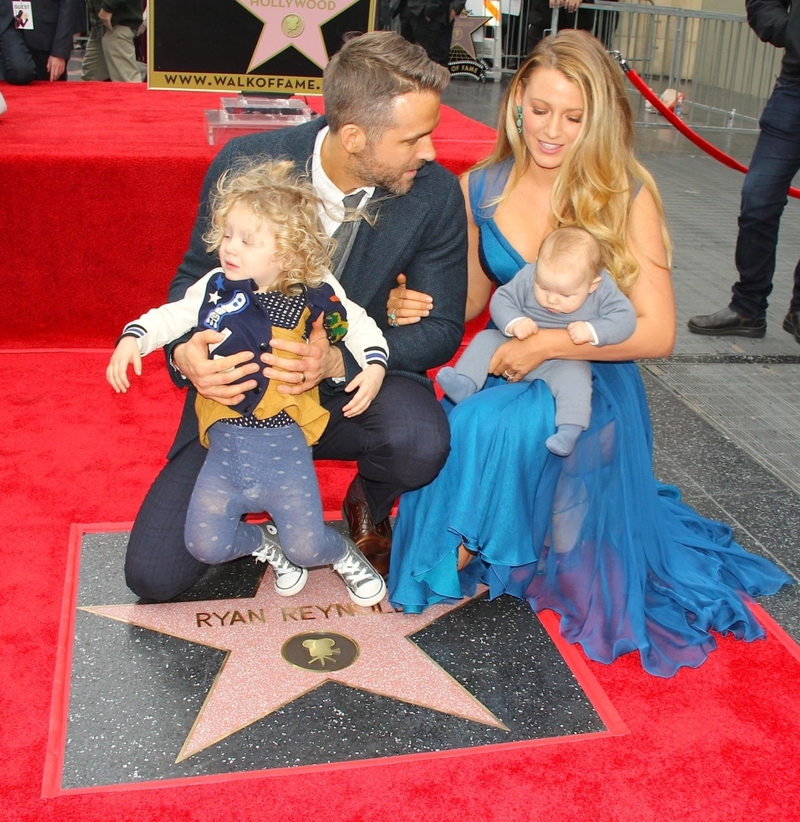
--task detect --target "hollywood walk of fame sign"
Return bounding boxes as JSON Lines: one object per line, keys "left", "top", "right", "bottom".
{"left": 147, "top": 0, "right": 376, "bottom": 92}
{"left": 447, "top": 14, "right": 491, "bottom": 82}
{"left": 82, "top": 569, "right": 506, "bottom": 762}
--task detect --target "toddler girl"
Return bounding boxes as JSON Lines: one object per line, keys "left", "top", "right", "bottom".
{"left": 107, "top": 159, "right": 389, "bottom": 606}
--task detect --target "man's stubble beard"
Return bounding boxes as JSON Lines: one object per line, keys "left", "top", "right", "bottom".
{"left": 349, "top": 148, "right": 425, "bottom": 196}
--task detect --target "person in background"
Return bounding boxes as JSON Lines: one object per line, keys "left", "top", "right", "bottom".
{"left": 687, "top": 0, "right": 800, "bottom": 343}
{"left": 394, "top": 0, "right": 453, "bottom": 65}
{"left": 0, "top": 0, "right": 75, "bottom": 83}
{"left": 438, "top": 0, "right": 465, "bottom": 66}
{"left": 81, "top": 0, "right": 141, "bottom": 81}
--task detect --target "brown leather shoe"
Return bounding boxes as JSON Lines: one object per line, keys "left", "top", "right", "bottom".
{"left": 342, "top": 479, "right": 392, "bottom": 577}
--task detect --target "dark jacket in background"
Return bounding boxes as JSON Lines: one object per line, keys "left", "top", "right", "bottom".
{"left": 747, "top": 0, "right": 800, "bottom": 85}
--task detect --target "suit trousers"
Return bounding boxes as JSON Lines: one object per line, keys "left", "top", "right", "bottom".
{"left": 124, "top": 374, "right": 450, "bottom": 601}
{"left": 731, "top": 80, "right": 800, "bottom": 319}
{"left": 399, "top": 11, "right": 445, "bottom": 64}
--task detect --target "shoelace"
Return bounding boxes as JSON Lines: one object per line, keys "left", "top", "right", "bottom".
{"left": 253, "top": 540, "right": 295, "bottom": 574}
{"left": 335, "top": 553, "right": 372, "bottom": 587}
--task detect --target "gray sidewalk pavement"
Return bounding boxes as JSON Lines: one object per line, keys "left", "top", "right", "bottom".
{"left": 445, "top": 76, "right": 800, "bottom": 635}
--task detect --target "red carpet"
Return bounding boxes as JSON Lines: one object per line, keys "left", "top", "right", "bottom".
{"left": 0, "top": 81, "right": 495, "bottom": 349}
{"left": 3, "top": 351, "right": 800, "bottom": 820}
{"left": 2, "top": 82, "right": 800, "bottom": 821}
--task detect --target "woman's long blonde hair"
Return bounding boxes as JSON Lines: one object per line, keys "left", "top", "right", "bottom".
{"left": 475, "top": 29, "right": 671, "bottom": 293}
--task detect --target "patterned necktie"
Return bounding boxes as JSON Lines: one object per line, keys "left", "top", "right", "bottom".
{"left": 330, "top": 191, "right": 364, "bottom": 280}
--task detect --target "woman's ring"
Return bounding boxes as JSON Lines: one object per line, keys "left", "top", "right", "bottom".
{"left": 503, "top": 370, "right": 515, "bottom": 381}
{"left": 300, "top": 372, "right": 306, "bottom": 384}
{"left": 388, "top": 311, "right": 398, "bottom": 327}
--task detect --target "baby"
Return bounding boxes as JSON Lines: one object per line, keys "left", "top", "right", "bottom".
{"left": 107, "top": 159, "right": 389, "bottom": 606}
{"left": 437, "top": 226, "right": 637, "bottom": 456}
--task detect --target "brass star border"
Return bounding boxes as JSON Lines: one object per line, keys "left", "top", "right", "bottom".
{"left": 43, "top": 524, "right": 626, "bottom": 796}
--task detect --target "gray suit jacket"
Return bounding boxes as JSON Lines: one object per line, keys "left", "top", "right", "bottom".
{"left": 165, "top": 117, "right": 468, "bottom": 457}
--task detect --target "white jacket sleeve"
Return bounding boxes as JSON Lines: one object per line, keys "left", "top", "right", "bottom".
{"left": 120, "top": 271, "right": 215, "bottom": 357}
{"left": 324, "top": 274, "right": 389, "bottom": 370}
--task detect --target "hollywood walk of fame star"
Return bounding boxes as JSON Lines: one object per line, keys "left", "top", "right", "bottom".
{"left": 233, "top": 0, "right": 360, "bottom": 72}
{"left": 82, "top": 570, "right": 507, "bottom": 762}
{"left": 450, "top": 15, "right": 492, "bottom": 60}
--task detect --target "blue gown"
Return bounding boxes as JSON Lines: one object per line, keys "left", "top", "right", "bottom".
{"left": 388, "top": 159, "right": 793, "bottom": 677}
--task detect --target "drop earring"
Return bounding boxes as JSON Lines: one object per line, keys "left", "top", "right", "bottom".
{"left": 515, "top": 105, "right": 523, "bottom": 134}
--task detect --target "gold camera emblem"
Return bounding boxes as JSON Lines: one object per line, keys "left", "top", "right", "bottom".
{"left": 282, "top": 15, "right": 304, "bottom": 37}
{"left": 282, "top": 632, "right": 360, "bottom": 671}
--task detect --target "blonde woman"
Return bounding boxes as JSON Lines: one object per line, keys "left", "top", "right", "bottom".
{"left": 108, "top": 160, "right": 389, "bottom": 607}
{"left": 388, "top": 30, "right": 792, "bottom": 676}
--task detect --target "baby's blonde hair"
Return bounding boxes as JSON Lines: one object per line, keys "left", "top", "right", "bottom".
{"left": 203, "top": 159, "right": 332, "bottom": 294}
{"left": 538, "top": 226, "right": 604, "bottom": 283}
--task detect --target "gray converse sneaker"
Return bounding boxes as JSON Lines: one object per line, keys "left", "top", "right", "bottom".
{"left": 332, "top": 537, "right": 387, "bottom": 607}
{"left": 252, "top": 522, "right": 308, "bottom": 597}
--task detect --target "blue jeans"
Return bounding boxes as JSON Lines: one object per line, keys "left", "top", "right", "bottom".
{"left": 732, "top": 80, "right": 800, "bottom": 319}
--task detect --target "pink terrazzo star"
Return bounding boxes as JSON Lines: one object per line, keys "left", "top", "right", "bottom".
{"left": 234, "top": 0, "right": 360, "bottom": 71}
{"left": 82, "top": 571, "right": 506, "bottom": 762}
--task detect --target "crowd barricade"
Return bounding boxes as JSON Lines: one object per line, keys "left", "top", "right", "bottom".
{"left": 495, "top": 1, "right": 780, "bottom": 131}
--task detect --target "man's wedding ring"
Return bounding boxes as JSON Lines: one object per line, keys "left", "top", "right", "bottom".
{"left": 300, "top": 372, "right": 306, "bottom": 384}
{"left": 388, "top": 311, "right": 398, "bottom": 327}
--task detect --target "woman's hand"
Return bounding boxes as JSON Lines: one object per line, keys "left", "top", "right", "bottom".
{"left": 488, "top": 332, "right": 556, "bottom": 380}
{"left": 386, "top": 273, "right": 433, "bottom": 326}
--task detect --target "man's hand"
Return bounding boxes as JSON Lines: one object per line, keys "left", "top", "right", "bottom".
{"left": 386, "top": 273, "right": 433, "bottom": 326}
{"left": 47, "top": 55, "right": 66, "bottom": 81}
{"left": 342, "top": 364, "right": 386, "bottom": 417}
{"left": 567, "top": 321, "right": 593, "bottom": 344}
{"left": 509, "top": 317, "right": 539, "bottom": 340}
{"left": 98, "top": 7, "right": 113, "bottom": 29}
{"left": 173, "top": 329, "right": 259, "bottom": 406}
{"left": 262, "top": 315, "right": 345, "bottom": 395}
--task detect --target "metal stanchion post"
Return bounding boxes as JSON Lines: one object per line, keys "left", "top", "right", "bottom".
{"left": 549, "top": 3, "right": 559, "bottom": 36}
{"left": 485, "top": 0, "right": 503, "bottom": 81}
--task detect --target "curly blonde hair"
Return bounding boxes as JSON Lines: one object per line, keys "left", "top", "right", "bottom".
{"left": 203, "top": 159, "right": 332, "bottom": 294}
{"left": 475, "top": 29, "right": 671, "bottom": 293}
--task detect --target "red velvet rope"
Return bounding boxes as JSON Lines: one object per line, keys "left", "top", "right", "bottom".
{"left": 617, "top": 57, "right": 800, "bottom": 200}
